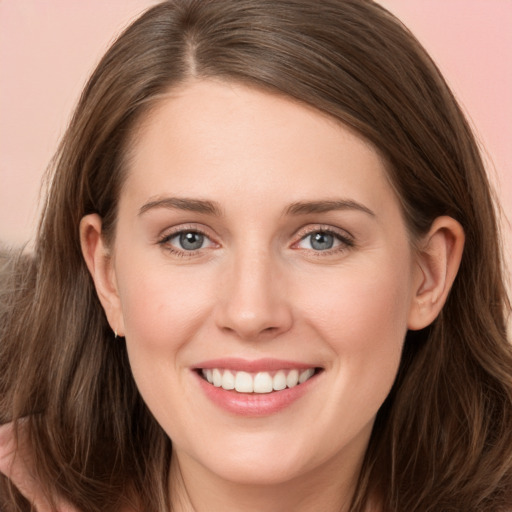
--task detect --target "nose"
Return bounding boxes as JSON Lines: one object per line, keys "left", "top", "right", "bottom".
{"left": 215, "top": 250, "right": 293, "bottom": 341}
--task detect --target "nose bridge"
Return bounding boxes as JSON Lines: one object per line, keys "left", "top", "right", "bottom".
{"left": 216, "top": 243, "right": 292, "bottom": 340}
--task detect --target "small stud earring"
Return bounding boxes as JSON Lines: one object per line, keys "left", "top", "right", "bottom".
{"left": 114, "top": 330, "right": 118, "bottom": 339}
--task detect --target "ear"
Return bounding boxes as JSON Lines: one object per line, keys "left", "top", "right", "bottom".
{"left": 80, "top": 214, "right": 125, "bottom": 337}
{"left": 408, "top": 216, "right": 465, "bottom": 331}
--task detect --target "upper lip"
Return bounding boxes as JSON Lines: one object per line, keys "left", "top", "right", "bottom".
{"left": 194, "top": 358, "right": 320, "bottom": 373}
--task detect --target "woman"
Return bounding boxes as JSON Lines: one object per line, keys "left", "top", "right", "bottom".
{"left": 1, "top": 0, "right": 511, "bottom": 511}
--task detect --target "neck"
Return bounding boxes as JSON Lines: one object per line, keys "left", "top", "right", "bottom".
{"left": 168, "top": 448, "right": 370, "bottom": 512}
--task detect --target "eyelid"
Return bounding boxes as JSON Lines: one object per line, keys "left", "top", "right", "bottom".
{"left": 157, "top": 223, "right": 219, "bottom": 255}
{"left": 155, "top": 223, "right": 354, "bottom": 257}
{"left": 291, "top": 224, "right": 355, "bottom": 251}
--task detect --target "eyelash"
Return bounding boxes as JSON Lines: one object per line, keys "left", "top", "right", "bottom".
{"left": 157, "top": 224, "right": 355, "bottom": 258}
{"left": 292, "top": 225, "right": 355, "bottom": 256}
{"left": 157, "top": 225, "right": 215, "bottom": 258}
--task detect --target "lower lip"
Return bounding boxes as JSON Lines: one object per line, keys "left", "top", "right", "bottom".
{"left": 194, "top": 371, "right": 320, "bottom": 417}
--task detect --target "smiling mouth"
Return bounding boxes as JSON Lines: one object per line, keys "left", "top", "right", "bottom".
{"left": 198, "top": 368, "right": 322, "bottom": 394}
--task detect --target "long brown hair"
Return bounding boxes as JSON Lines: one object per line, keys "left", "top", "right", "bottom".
{"left": 1, "top": 1, "right": 511, "bottom": 510}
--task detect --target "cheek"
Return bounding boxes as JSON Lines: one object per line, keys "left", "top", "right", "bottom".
{"left": 297, "top": 255, "right": 413, "bottom": 394}
{"left": 115, "top": 262, "right": 216, "bottom": 370}
{"left": 303, "top": 247, "right": 413, "bottom": 341}
{"left": 114, "top": 263, "right": 219, "bottom": 427}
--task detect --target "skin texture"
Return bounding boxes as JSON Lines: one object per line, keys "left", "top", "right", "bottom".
{"left": 19, "top": 79, "right": 462, "bottom": 512}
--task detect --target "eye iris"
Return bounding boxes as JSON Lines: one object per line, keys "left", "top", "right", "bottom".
{"left": 310, "top": 232, "right": 334, "bottom": 250}
{"left": 179, "top": 232, "right": 204, "bottom": 250}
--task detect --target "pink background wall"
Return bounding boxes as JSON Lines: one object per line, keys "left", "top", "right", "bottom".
{"left": 1, "top": 0, "right": 511, "bottom": 271}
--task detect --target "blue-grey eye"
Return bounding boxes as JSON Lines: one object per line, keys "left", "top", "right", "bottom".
{"left": 178, "top": 231, "right": 205, "bottom": 250}
{"left": 309, "top": 232, "right": 335, "bottom": 250}
{"left": 295, "top": 230, "right": 350, "bottom": 252}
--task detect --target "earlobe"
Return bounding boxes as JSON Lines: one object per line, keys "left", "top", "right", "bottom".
{"left": 408, "top": 216, "right": 465, "bottom": 331}
{"left": 79, "top": 214, "right": 125, "bottom": 337}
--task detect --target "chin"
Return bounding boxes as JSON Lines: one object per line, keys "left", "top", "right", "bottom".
{"left": 206, "top": 457, "right": 309, "bottom": 486}
{"left": 188, "top": 432, "right": 329, "bottom": 486}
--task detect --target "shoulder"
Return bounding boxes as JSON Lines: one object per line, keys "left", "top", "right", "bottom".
{"left": 0, "top": 421, "right": 80, "bottom": 511}
{"left": 1, "top": 421, "right": 139, "bottom": 512}
{"left": 0, "top": 420, "right": 48, "bottom": 508}
{"left": 0, "top": 421, "right": 19, "bottom": 476}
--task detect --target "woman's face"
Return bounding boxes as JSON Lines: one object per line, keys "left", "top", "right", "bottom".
{"left": 105, "top": 80, "right": 422, "bottom": 487}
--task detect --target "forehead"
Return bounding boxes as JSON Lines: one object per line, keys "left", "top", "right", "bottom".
{"left": 121, "top": 79, "right": 397, "bottom": 217}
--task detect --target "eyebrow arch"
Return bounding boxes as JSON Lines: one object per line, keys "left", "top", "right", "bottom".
{"left": 138, "top": 197, "right": 222, "bottom": 216}
{"left": 285, "top": 199, "right": 375, "bottom": 217}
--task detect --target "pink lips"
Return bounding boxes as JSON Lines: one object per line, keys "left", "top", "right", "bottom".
{"left": 193, "top": 358, "right": 321, "bottom": 417}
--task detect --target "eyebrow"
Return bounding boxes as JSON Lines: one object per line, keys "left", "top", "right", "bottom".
{"left": 138, "top": 197, "right": 375, "bottom": 218}
{"left": 138, "top": 197, "right": 222, "bottom": 216}
{"left": 285, "top": 199, "right": 375, "bottom": 217}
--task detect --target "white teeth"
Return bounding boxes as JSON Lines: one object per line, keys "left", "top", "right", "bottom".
{"left": 254, "top": 372, "right": 273, "bottom": 393}
{"left": 201, "top": 367, "right": 316, "bottom": 393}
{"left": 212, "top": 368, "right": 222, "bottom": 387}
{"left": 222, "top": 370, "right": 235, "bottom": 390}
{"left": 299, "top": 368, "right": 315, "bottom": 384}
{"left": 235, "top": 371, "right": 253, "bottom": 392}
{"left": 286, "top": 369, "right": 299, "bottom": 388}
{"left": 273, "top": 370, "right": 287, "bottom": 391}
